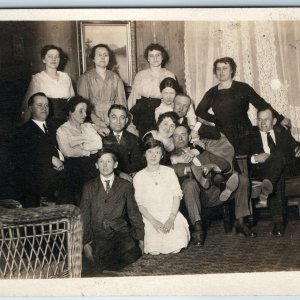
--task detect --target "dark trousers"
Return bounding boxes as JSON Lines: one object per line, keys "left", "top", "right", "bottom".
{"left": 180, "top": 176, "right": 223, "bottom": 225}
{"left": 91, "top": 230, "right": 141, "bottom": 271}
{"left": 250, "top": 151, "right": 286, "bottom": 223}
{"left": 198, "top": 150, "right": 231, "bottom": 173}
{"left": 250, "top": 151, "right": 286, "bottom": 187}
{"left": 62, "top": 155, "right": 99, "bottom": 206}
{"left": 21, "top": 169, "right": 64, "bottom": 208}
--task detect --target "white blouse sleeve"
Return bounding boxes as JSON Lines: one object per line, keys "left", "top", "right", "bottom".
{"left": 169, "top": 168, "right": 183, "bottom": 199}
{"left": 67, "top": 74, "right": 75, "bottom": 98}
{"left": 133, "top": 172, "right": 147, "bottom": 207}
{"left": 127, "top": 72, "right": 142, "bottom": 110}
{"left": 186, "top": 102, "right": 197, "bottom": 128}
{"left": 56, "top": 126, "right": 87, "bottom": 157}
{"left": 82, "top": 123, "right": 103, "bottom": 152}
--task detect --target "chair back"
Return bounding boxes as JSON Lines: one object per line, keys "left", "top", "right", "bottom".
{"left": 0, "top": 204, "right": 82, "bottom": 279}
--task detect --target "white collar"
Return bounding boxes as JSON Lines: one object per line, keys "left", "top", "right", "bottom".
{"left": 32, "top": 119, "right": 47, "bottom": 132}
{"left": 100, "top": 173, "right": 115, "bottom": 187}
{"left": 113, "top": 131, "right": 123, "bottom": 138}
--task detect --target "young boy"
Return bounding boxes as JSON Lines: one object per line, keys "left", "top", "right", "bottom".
{"left": 80, "top": 148, "right": 144, "bottom": 272}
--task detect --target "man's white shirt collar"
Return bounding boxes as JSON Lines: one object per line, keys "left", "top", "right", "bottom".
{"left": 32, "top": 119, "right": 47, "bottom": 133}
{"left": 100, "top": 173, "right": 115, "bottom": 191}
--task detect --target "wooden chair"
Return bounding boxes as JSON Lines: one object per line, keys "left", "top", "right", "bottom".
{"left": 0, "top": 202, "right": 82, "bottom": 279}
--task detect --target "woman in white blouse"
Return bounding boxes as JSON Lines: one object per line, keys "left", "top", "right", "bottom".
{"left": 57, "top": 96, "right": 102, "bottom": 205}
{"left": 21, "top": 44, "right": 75, "bottom": 125}
{"left": 128, "top": 43, "right": 176, "bottom": 138}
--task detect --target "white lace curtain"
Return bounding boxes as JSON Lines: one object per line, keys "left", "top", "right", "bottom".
{"left": 184, "top": 21, "right": 300, "bottom": 140}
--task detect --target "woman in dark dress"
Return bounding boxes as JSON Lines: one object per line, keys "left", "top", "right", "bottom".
{"left": 195, "top": 57, "right": 291, "bottom": 237}
{"left": 196, "top": 57, "right": 290, "bottom": 155}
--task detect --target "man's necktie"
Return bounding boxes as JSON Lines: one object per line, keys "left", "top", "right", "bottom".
{"left": 43, "top": 123, "right": 48, "bottom": 134}
{"left": 105, "top": 180, "right": 111, "bottom": 194}
{"left": 116, "top": 134, "right": 121, "bottom": 143}
{"left": 267, "top": 132, "right": 276, "bottom": 153}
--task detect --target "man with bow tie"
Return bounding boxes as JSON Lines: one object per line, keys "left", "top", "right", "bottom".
{"left": 13, "top": 92, "right": 64, "bottom": 207}
{"left": 247, "top": 108, "right": 300, "bottom": 236}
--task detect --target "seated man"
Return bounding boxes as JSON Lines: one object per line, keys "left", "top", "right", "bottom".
{"left": 171, "top": 125, "right": 239, "bottom": 246}
{"left": 174, "top": 93, "right": 256, "bottom": 238}
{"left": 247, "top": 108, "right": 300, "bottom": 236}
{"left": 13, "top": 92, "right": 64, "bottom": 208}
{"left": 100, "top": 104, "right": 145, "bottom": 182}
{"left": 80, "top": 148, "right": 144, "bottom": 272}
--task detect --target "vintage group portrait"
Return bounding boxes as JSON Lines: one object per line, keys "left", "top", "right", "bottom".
{"left": 0, "top": 7, "right": 300, "bottom": 296}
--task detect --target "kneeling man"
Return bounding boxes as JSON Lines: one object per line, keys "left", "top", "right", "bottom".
{"left": 80, "top": 148, "right": 144, "bottom": 271}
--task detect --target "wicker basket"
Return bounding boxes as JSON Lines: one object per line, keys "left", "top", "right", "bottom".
{"left": 0, "top": 204, "right": 82, "bottom": 279}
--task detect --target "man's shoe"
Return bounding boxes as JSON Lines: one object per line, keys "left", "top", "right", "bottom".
{"left": 259, "top": 179, "right": 273, "bottom": 203}
{"left": 192, "top": 221, "right": 206, "bottom": 246}
{"left": 235, "top": 222, "right": 257, "bottom": 238}
{"left": 272, "top": 222, "right": 285, "bottom": 236}
{"left": 190, "top": 164, "right": 210, "bottom": 189}
{"left": 219, "top": 172, "right": 239, "bottom": 202}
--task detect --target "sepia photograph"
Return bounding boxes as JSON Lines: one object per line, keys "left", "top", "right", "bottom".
{"left": 0, "top": 7, "right": 300, "bottom": 296}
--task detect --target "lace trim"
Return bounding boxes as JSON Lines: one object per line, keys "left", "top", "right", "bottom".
{"left": 219, "top": 22, "right": 241, "bottom": 80}
{"left": 184, "top": 22, "right": 192, "bottom": 98}
{"left": 254, "top": 22, "right": 289, "bottom": 118}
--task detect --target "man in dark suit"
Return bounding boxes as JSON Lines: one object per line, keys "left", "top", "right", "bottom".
{"left": 13, "top": 92, "right": 64, "bottom": 207}
{"left": 100, "top": 104, "right": 145, "bottom": 182}
{"left": 80, "top": 148, "right": 144, "bottom": 272}
{"left": 247, "top": 108, "right": 300, "bottom": 236}
{"left": 170, "top": 125, "right": 239, "bottom": 246}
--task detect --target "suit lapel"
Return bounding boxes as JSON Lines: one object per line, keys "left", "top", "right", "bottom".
{"left": 119, "top": 131, "right": 128, "bottom": 146}
{"left": 274, "top": 128, "right": 282, "bottom": 146}
{"left": 103, "top": 176, "right": 122, "bottom": 215}
{"left": 30, "top": 119, "right": 45, "bottom": 135}
{"left": 107, "top": 176, "right": 120, "bottom": 198}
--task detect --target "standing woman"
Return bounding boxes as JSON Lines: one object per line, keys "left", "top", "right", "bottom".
{"left": 128, "top": 43, "right": 176, "bottom": 137}
{"left": 22, "top": 44, "right": 75, "bottom": 125}
{"left": 195, "top": 57, "right": 291, "bottom": 236}
{"left": 77, "top": 44, "right": 126, "bottom": 136}
{"left": 133, "top": 138, "right": 190, "bottom": 255}
{"left": 196, "top": 57, "right": 291, "bottom": 155}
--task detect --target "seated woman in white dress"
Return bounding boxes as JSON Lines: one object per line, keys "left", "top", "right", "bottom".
{"left": 133, "top": 138, "right": 190, "bottom": 255}
{"left": 56, "top": 96, "right": 102, "bottom": 205}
